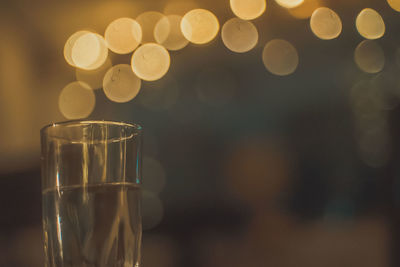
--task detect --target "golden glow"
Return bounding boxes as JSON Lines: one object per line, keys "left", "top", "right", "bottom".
{"left": 275, "top": 0, "right": 304, "bottom": 9}
{"left": 131, "top": 43, "right": 171, "bottom": 81}
{"left": 71, "top": 32, "right": 108, "bottom": 70}
{"left": 64, "top": 31, "right": 90, "bottom": 68}
{"left": 356, "top": 8, "right": 385, "bottom": 40}
{"left": 104, "top": 17, "right": 142, "bottom": 54}
{"left": 103, "top": 64, "right": 141, "bottom": 103}
{"left": 288, "top": 0, "right": 321, "bottom": 19}
{"left": 221, "top": 18, "right": 258, "bottom": 53}
{"left": 262, "top": 39, "right": 299, "bottom": 76}
{"left": 388, "top": 0, "right": 400, "bottom": 12}
{"left": 163, "top": 1, "right": 198, "bottom": 15}
{"left": 181, "top": 9, "right": 220, "bottom": 44}
{"left": 354, "top": 40, "right": 385, "bottom": 74}
{"left": 76, "top": 58, "right": 112, "bottom": 90}
{"left": 59, "top": 81, "right": 95, "bottom": 119}
{"left": 136, "top": 11, "right": 165, "bottom": 43}
{"left": 310, "top": 7, "right": 342, "bottom": 40}
{"left": 230, "top": 0, "right": 267, "bottom": 20}
{"left": 155, "top": 15, "right": 189, "bottom": 51}
{"left": 142, "top": 157, "right": 166, "bottom": 194}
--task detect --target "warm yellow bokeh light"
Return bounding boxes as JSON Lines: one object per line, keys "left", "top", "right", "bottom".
{"left": 136, "top": 11, "right": 165, "bottom": 43}
{"left": 275, "top": 0, "right": 304, "bottom": 9}
{"left": 230, "top": 0, "right": 267, "bottom": 20}
{"left": 262, "top": 39, "right": 299, "bottom": 76}
{"left": 71, "top": 32, "right": 108, "bottom": 70}
{"left": 310, "top": 7, "right": 342, "bottom": 40}
{"left": 76, "top": 58, "right": 112, "bottom": 90}
{"left": 288, "top": 0, "right": 321, "bottom": 19}
{"left": 181, "top": 9, "right": 220, "bottom": 44}
{"left": 356, "top": 8, "right": 385, "bottom": 40}
{"left": 59, "top": 81, "right": 95, "bottom": 119}
{"left": 155, "top": 15, "right": 189, "bottom": 51}
{"left": 388, "top": 0, "right": 400, "bottom": 12}
{"left": 103, "top": 64, "right": 141, "bottom": 103}
{"left": 105, "top": 17, "right": 142, "bottom": 54}
{"left": 354, "top": 40, "right": 385, "bottom": 74}
{"left": 64, "top": 31, "right": 90, "bottom": 68}
{"left": 131, "top": 43, "right": 171, "bottom": 81}
{"left": 221, "top": 18, "right": 258, "bottom": 53}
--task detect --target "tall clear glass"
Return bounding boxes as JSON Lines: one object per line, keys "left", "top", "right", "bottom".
{"left": 40, "top": 120, "right": 142, "bottom": 267}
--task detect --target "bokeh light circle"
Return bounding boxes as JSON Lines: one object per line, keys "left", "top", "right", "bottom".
{"left": 71, "top": 32, "right": 108, "bottom": 70}
{"left": 230, "top": 0, "right": 267, "bottom": 20}
{"left": 64, "top": 31, "right": 90, "bottom": 68}
{"left": 388, "top": 0, "right": 400, "bottom": 12}
{"left": 103, "top": 64, "right": 141, "bottom": 103}
{"left": 59, "top": 81, "right": 95, "bottom": 119}
{"left": 354, "top": 40, "right": 385, "bottom": 74}
{"left": 104, "top": 17, "right": 142, "bottom": 54}
{"left": 288, "top": 0, "right": 321, "bottom": 19}
{"left": 221, "top": 18, "right": 258, "bottom": 53}
{"left": 76, "top": 58, "right": 112, "bottom": 90}
{"left": 262, "top": 39, "right": 299, "bottom": 76}
{"left": 356, "top": 8, "right": 385, "bottom": 40}
{"left": 131, "top": 43, "right": 171, "bottom": 81}
{"left": 181, "top": 9, "right": 220, "bottom": 44}
{"left": 275, "top": 0, "right": 304, "bottom": 9}
{"left": 310, "top": 7, "right": 342, "bottom": 40}
{"left": 155, "top": 15, "right": 189, "bottom": 51}
{"left": 136, "top": 11, "right": 165, "bottom": 43}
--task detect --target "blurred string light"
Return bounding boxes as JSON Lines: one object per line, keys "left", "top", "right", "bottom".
{"left": 356, "top": 8, "right": 385, "bottom": 40}
{"left": 310, "top": 7, "right": 342, "bottom": 40}
{"left": 138, "top": 76, "right": 180, "bottom": 110}
{"left": 262, "top": 39, "right": 299, "bottom": 76}
{"left": 64, "top": 31, "right": 90, "bottom": 68}
{"left": 75, "top": 58, "right": 112, "bottom": 90}
{"left": 354, "top": 40, "right": 385, "bottom": 74}
{"left": 71, "top": 32, "right": 108, "bottom": 70}
{"left": 195, "top": 68, "right": 237, "bottom": 106}
{"left": 275, "top": 0, "right": 304, "bottom": 9}
{"left": 230, "top": 0, "right": 267, "bottom": 20}
{"left": 131, "top": 43, "right": 171, "bottom": 81}
{"left": 221, "top": 18, "right": 258, "bottom": 53}
{"left": 136, "top": 11, "right": 166, "bottom": 43}
{"left": 103, "top": 64, "right": 142, "bottom": 103}
{"left": 154, "top": 15, "right": 189, "bottom": 51}
{"left": 142, "top": 190, "right": 164, "bottom": 230}
{"left": 181, "top": 9, "right": 220, "bottom": 44}
{"left": 104, "top": 17, "right": 142, "bottom": 54}
{"left": 288, "top": 0, "right": 321, "bottom": 19}
{"left": 163, "top": 0, "right": 198, "bottom": 15}
{"left": 142, "top": 157, "right": 166, "bottom": 194}
{"left": 387, "top": 0, "right": 400, "bottom": 12}
{"left": 59, "top": 81, "right": 95, "bottom": 119}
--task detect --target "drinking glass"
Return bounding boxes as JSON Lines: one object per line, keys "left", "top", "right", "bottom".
{"left": 40, "top": 120, "right": 142, "bottom": 267}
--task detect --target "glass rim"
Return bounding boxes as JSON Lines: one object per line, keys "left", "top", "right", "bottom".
{"left": 41, "top": 120, "right": 142, "bottom": 136}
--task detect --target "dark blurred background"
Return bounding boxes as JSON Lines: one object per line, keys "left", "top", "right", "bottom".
{"left": 1, "top": 0, "right": 400, "bottom": 266}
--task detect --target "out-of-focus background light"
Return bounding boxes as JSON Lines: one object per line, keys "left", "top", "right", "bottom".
{"left": 58, "top": 81, "right": 96, "bottom": 119}
{"left": 103, "top": 64, "right": 142, "bottom": 103}
{"left": 71, "top": 32, "right": 108, "bottom": 70}
{"left": 275, "top": 0, "right": 304, "bottom": 9}
{"left": 387, "top": 0, "right": 400, "bottom": 12}
{"left": 131, "top": 43, "right": 171, "bottom": 81}
{"left": 155, "top": 15, "right": 189, "bottom": 51}
{"left": 105, "top": 17, "right": 142, "bottom": 54}
{"left": 356, "top": 8, "right": 385, "bottom": 40}
{"left": 310, "top": 7, "right": 342, "bottom": 40}
{"left": 288, "top": 0, "right": 321, "bottom": 19}
{"left": 229, "top": 0, "right": 267, "bottom": 20}
{"left": 221, "top": 18, "right": 258, "bottom": 53}
{"left": 136, "top": 11, "right": 166, "bottom": 44}
{"left": 262, "top": 39, "right": 299, "bottom": 76}
{"left": 76, "top": 58, "right": 112, "bottom": 90}
{"left": 354, "top": 40, "right": 385, "bottom": 74}
{"left": 181, "top": 9, "right": 220, "bottom": 44}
